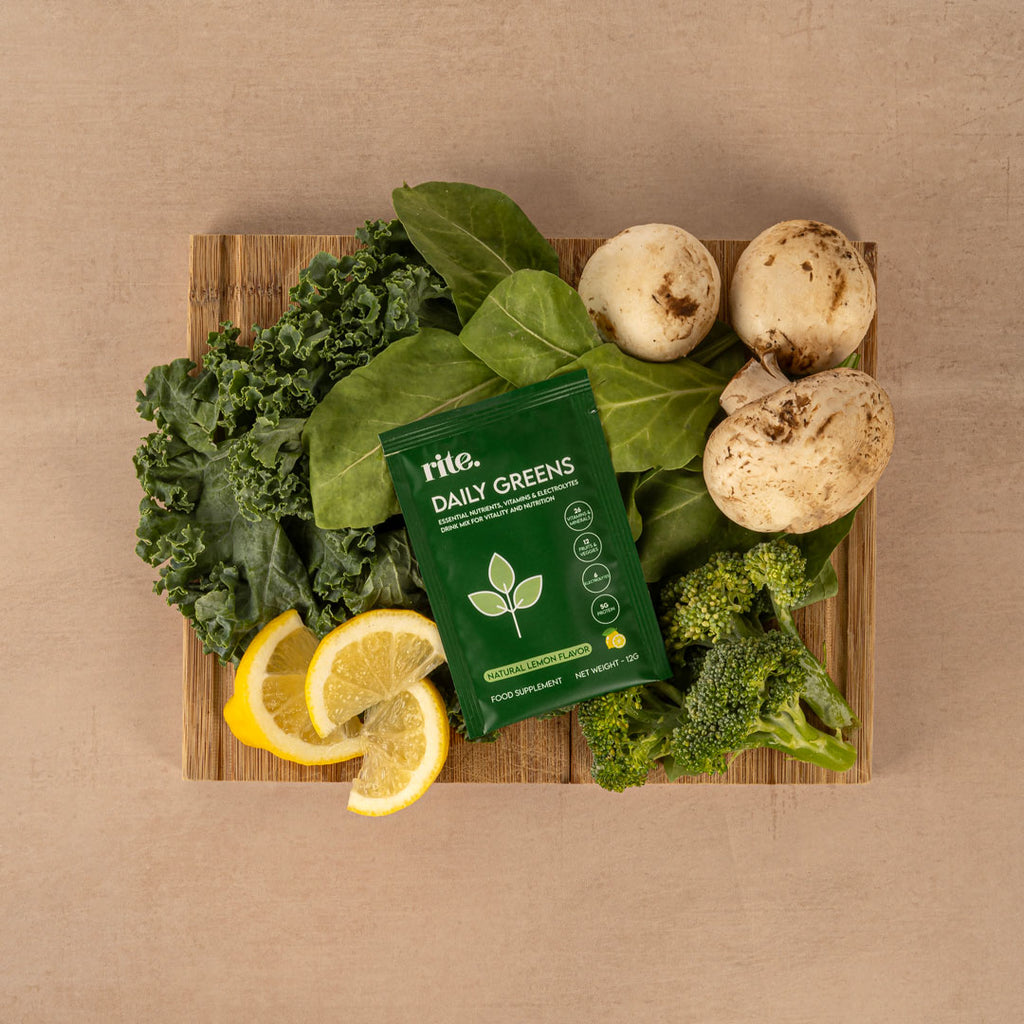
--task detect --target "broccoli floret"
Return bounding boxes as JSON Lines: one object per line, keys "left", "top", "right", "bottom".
{"left": 576, "top": 683, "right": 684, "bottom": 791}
{"left": 658, "top": 550, "right": 759, "bottom": 650}
{"left": 660, "top": 538, "right": 858, "bottom": 733}
{"left": 743, "top": 537, "right": 814, "bottom": 615}
{"left": 670, "top": 633, "right": 856, "bottom": 777}
{"left": 576, "top": 539, "right": 861, "bottom": 791}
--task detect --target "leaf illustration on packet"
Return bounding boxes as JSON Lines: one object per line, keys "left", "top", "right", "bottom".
{"left": 467, "top": 553, "right": 543, "bottom": 638}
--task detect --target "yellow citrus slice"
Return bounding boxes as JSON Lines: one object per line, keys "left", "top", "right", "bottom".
{"left": 347, "top": 679, "right": 450, "bottom": 816}
{"left": 224, "top": 610, "right": 362, "bottom": 765}
{"left": 304, "top": 609, "right": 446, "bottom": 739}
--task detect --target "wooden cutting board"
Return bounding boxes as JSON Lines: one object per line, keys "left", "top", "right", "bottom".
{"left": 182, "top": 235, "right": 877, "bottom": 785}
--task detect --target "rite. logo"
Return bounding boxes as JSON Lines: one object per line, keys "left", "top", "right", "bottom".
{"left": 421, "top": 450, "right": 480, "bottom": 482}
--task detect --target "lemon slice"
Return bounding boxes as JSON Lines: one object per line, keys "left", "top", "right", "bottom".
{"left": 347, "top": 679, "right": 450, "bottom": 816}
{"left": 304, "top": 609, "right": 446, "bottom": 739}
{"left": 224, "top": 610, "right": 362, "bottom": 765}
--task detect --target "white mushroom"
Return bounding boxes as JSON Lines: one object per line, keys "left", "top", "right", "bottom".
{"left": 577, "top": 223, "right": 721, "bottom": 362}
{"left": 703, "top": 366, "right": 895, "bottom": 533}
{"left": 729, "top": 219, "right": 876, "bottom": 375}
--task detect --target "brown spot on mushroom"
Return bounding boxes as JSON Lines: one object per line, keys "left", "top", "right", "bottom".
{"left": 801, "top": 260, "right": 814, "bottom": 281}
{"left": 813, "top": 412, "right": 839, "bottom": 438}
{"left": 763, "top": 254, "right": 775, "bottom": 266}
{"left": 830, "top": 273, "right": 847, "bottom": 313}
{"left": 654, "top": 278, "right": 701, "bottom": 320}
{"left": 590, "top": 309, "right": 618, "bottom": 341}
{"left": 760, "top": 396, "right": 810, "bottom": 444}
{"left": 793, "top": 222, "right": 841, "bottom": 241}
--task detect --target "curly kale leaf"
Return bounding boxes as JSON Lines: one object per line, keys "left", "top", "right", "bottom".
{"left": 135, "top": 448, "right": 318, "bottom": 661}
{"left": 136, "top": 357, "right": 220, "bottom": 453}
{"left": 230, "top": 219, "right": 456, "bottom": 427}
{"left": 227, "top": 419, "right": 312, "bottom": 523}
{"left": 134, "top": 222, "right": 449, "bottom": 664}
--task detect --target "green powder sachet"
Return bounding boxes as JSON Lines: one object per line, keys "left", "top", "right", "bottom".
{"left": 380, "top": 370, "right": 671, "bottom": 738}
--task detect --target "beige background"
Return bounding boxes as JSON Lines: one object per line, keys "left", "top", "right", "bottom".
{"left": 2, "top": 2, "right": 1021, "bottom": 1021}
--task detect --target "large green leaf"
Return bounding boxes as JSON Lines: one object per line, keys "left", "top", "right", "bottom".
{"left": 633, "top": 469, "right": 763, "bottom": 582}
{"left": 303, "top": 329, "right": 509, "bottom": 529}
{"left": 787, "top": 505, "right": 860, "bottom": 608}
{"left": 631, "top": 468, "right": 861, "bottom": 590}
{"left": 392, "top": 182, "right": 560, "bottom": 323}
{"left": 571, "top": 345, "right": 726, "bottom": 474}
{"left": 459, "top": 270, "right": 601, "bottom": 385}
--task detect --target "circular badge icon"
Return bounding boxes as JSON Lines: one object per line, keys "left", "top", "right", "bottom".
{"left": 563, "top": 501, "right": 594, "bottom": 531}
{"left": 581, "top": 563, "right": 611, "bottom": 593}
{"left": 572, "top": 532, "right": 602, "bottom": 562}
{"left": 590, "top": 594, "right": 620, "bottom": 625}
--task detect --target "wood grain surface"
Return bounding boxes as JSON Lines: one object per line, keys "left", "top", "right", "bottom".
{"left": 182, "top": 235, "right": 877, "bottom": 785}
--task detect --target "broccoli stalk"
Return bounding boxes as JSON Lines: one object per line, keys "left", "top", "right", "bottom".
{"left": 743, "top": 541, "right": 860, "bottom": 732}
{"left": 753, "top": 701, "right": 857, "bottom": 773}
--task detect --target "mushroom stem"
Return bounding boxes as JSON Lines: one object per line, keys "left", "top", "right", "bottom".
{"left": 719, "top": 353, "right": 790, "bottom": 415}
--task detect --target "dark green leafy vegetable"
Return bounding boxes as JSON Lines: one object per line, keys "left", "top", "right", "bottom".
{"left": 788, "top": 505, "right": 860, "bottom": 585}
{"left": 204, "top": 221, "right": 456, "bottom": 435}
{"left": 572, "top": 344, "right": 727, "bottom": 473}
{"left": 458, "top": 269, "right": 601, "bottom": 385}
{"left": 631, "top": 464, "right": 859, "bottom": 593}
{"left": 134, "top": 221, "right": 447, "bottom": 663}
{"left": 303, "top": 329, "right": 510, "bottom": 529}
{"left": 393, "top": 181, "right": 560, "bottom": 322}
{"left": 632, "top": 469, "right": 763, "bottom": 582}
{"left": 684, "top": 320, "right": 750, "bottom": 380}
{"left": 226, "top": 418, "right": 311, "bottom": 523}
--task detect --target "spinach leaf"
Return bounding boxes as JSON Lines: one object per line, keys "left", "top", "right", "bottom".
{"left": 790, "top": 505, "right": 860, "bottom": 582}
{"left": 459, "top": 269, "right": 601, "bottom": 385}
{"left": 798, "top": 561, "right": 840, "bottom": 608}
{"left": 289, "top": 519, "right": 430, "bottom": 625}
{"left": 303, "top": 329, "right": 509, "bottom": 529}
{"left": 631, "top": 467, "right": 862, "bottom": 592}
{"left": 787, "top": 505, "right": 860, "bottom": 608}
{"left": 571, "top": 344, "right": 727, "bottom": 473}
{"left": 632, "top": 469, "right": 764, "bottom": 582}
{"left": 393, "top": 182, "right": 560, "bottom": 323}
